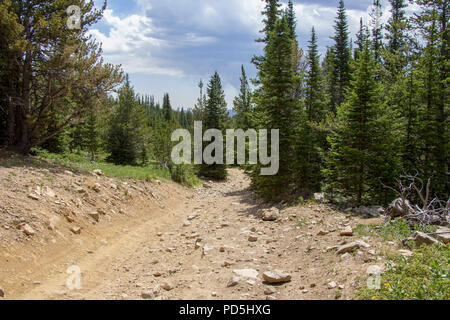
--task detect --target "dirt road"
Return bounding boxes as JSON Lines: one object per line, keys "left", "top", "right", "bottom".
{"left": 2, "top": 169, "right": 386, "bottom": 300}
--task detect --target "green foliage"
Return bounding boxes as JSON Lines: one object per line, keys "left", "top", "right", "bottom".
{"left": 358, "top": 244, "right": 450, "bottom": 300}
{"left": 199, "top": 71, "right": 228, "bottom": 180}
{"left": 249, "top": 16, "right": 299, "bottom": 201}
{"left": 105, "top": 80, "right": 147, "bottom": 166}
{"left": 355, "top": 219, "right": 437, "bottom": 242}
{"left": 233, "top": 65, "right": 253, "bottom": 130}
{"left": 0, "top": 0, "right": 123, "bottom": 154}
{"left": 324, "top": 37, "right": 400, "bottom": 205}
{"left": 35, "top": 149, "right": 171, "bottom": 182}
{"left": 332, "top": 0, "right": 352, "bottom": 108}
{"left": 169, "top": 164, "right": 202, "bottom": 187}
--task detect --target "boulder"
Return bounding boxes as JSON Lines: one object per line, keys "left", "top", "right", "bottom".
{"left": 404, "top": 232, "right": 442, "bottom": 247}
{"left": 434, "top": 227, "right": 450, "bottom": 244}
{"left": 354, "top": 206, "right": 385, "bottom": 218}
{"left": 258, "top": 208, "right": 280, "bottom": 222}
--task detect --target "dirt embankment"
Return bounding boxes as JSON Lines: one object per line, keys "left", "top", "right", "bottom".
{"left": 0, "top": 156, "right": 391, "bottom": 300}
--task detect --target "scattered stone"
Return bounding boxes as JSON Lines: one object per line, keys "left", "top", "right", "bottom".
{"left": 227, "top": 276, "right": 241, "bottom": 287}
{"left": 340, "top": 226, "right": 353, "bottom": 237}
{"left": 64, "top": 170, "right": 74, "bottom": 176}
{"left": 263, "top": 270, "right": 291, "bottom": 284}
{"left": 233, "top": 269, "right": 259, "bottom": 280}
{"left": 22, "top": 224, "right": 35, "bottom": 236}
{"left": 248, "top": 235, "right": 258, "bottom": 242}
{"left": 0, "top": 288, "right": 5, "bottom": 298}
{"left": 183, "top": 221, "right": 191, "bottom": 227}
{"left": 266, "top": 296, "right": 277, "bottom": 301}
{"left": 43, "top": 187, "right": 56, "bottom": 198}
{"left": 211, "top": 292, "right": 217, "bottom": 297}
{"left": 141, "top": 291, "right": 154, "bottom": 299}
{"left": 70, "top": 226, "right": 81, "bottom": 235}
{"left": 88, "top": 212, "right": 100, "bottom": 222}
{"left": 161, "top": 282, "right": 174, "bottom": 291}
{"left": 203, "top": 183, "right": 213, "bottom": 189}
{"left": 318, "top": 230, "right": 328, "bottom": 236}
{"left": 93, "top": 169, "right": 104, "bottom": 176}
{"left": 264, "top": 287, "right": 276, "bottom": 295}
{"left": 398, "top": 249, "right": 414, "bottom": 258}
{"left": 327, "top": 281, "right": 337, "bottom": 289}
{"left": 27, "top": 194, "right": 39, "bottom": 201}
{"left": 336, "top": 241, "right": 370, "bottom": 255}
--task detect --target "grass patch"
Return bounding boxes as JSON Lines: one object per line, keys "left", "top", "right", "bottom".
{"left": 355, "top": 219, "right": 437, "bottom": 242}
{"left": 34, "top": 149, "right": 172, "bottom": 182}
{"left": 358, "top": 244, "right": 450, "bottom": 300}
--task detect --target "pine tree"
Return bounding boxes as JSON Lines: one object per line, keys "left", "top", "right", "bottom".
{"left": 323, "top": 47, "right": 339, "bottom": 113}
{"left": 199, "top": 72, "right": 228, "bottom": 180}
{"left": 252, "top": 0, "right": 282, "bottom": 75}
{"left": 332, "top": 0, "right": 351, "bottom": 110}
{"left": 193, "top": 80, "right": 206, "bottom": 122}
{"left": 162, "top": 93, "right": 173, "bottom": 122}
{"left": 251, "top": 16, "right": 299, "bottom": 201}
{"left": 84, "top": 110, "right": 100, "bottom": 159}
{"left": 306, "top": 27, "right": 327, "bottom": 122}
{"left": 370, "top": 0, "right": 384, "bottom": 64}
{"left": 324, "top": 34, "right": 399, "bottom": 205}
{"left": 106, "top": 78, "right": 145, "bottom": 165}
{"left": 412, "top": 0, "right": 449, "bottom": 198}
{"left": 233, "top": 65, "right": 253, "bottom": 130}
{"left": 285, "top": 0, "right": 296, "bottom": 39}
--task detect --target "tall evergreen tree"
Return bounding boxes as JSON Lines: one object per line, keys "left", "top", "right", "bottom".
{"left": 324, "top": 34, "right": 399, "bottom": 205}
{"left": 285, "top": 0, "right": 296, "bottom": 39}
{"left": 412, "top": 0, "right": 449, "bottom": 198}
{"left": 162, "top": 93, "right": 173, "bottom": 122}
{"left": 332, "top": 0, "right": 351, "bottom": 110}
{"left": 306, "top": 27, "right": 327, "bottom": 122}
{"left": 323, "top": 47, "right": 339, "bottom": 113}
{"left": 233, "top": 65, "right": 253, "bottom": 130}
{"left": 370, "top": 0, "right": 384, "bottom": 64}
{"left": 106, "top": 78, "right": 145, "bottom": 165}
{"left": 199, "top": 72, "right": 228, "bottom": 180}
{"left": 251, "top": 16, "right": 299, "bottom": 201}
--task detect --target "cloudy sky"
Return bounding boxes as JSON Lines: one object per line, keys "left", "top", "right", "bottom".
{"left": 88, "top": 0, "right": 418, "bottom": 110}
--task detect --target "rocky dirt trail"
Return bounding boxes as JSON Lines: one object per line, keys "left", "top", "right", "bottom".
{"left": 1, "top": 165, "right": 393, "bottom": 300}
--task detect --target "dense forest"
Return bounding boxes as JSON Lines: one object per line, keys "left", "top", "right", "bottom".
{"left": 0, "top": 0, "right": 448, "bottom": 207}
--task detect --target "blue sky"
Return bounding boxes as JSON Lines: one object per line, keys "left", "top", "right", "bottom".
{"left": 89, "top": 0, "right": 419, "bottom": 110}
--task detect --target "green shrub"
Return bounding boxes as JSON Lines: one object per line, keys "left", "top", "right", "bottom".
{"left": 358, "top": 244, "right": 450, "bottom": 300}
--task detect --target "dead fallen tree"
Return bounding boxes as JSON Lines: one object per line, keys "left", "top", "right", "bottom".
{"left": 383, "top": 174, "right": 449, "bottom": 228}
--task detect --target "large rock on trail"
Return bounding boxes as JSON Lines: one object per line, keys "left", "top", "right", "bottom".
{"left": 262, "top": 270, "right": 291, "bottom": 284}
{"left": 403, "top": 232, "right": 442, "bottom": 247}
{"left": 257, "top": 208, "right": 280, "bottom": 222}
{"left": 336, "top": 241, "right": 370, "bottom": 255}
